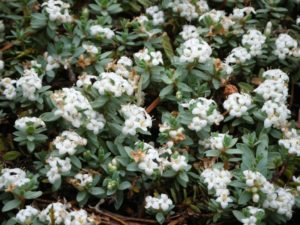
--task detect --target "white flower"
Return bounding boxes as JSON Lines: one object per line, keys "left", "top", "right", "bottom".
{"left": 16, "top": 206, "right": 40, "bottom": 225}
{"left": 182, "top": 97, "right": 223, "bottom": 131}
{"left": 168, "top": 0, "right": 199, "bottom": 21}
{"left": 46, "top": 156, "right": 72, "bottom": 183}
{"left": 39, "top": 202, "right": 69, "bottom": 224}
{"left": 0, "top": 78, "right": 17, "bottom": 99}
{"left": 16, "top": 69, "right": 42, "bottom": 101}
{"left": 0, "top": 59, "right": 4, "bottom": 70}
{"left": 83, "top": 43, "right": 98, "bottom": 54}
{"left": 201, "top": 168, "right": 232, "bottom": 208}
{"left": 261, "top": 100, "right": 290, "bottom": 129}
{"left": 242, "top": 30, "right": 266, "bottom": 56}
{"left": 199, "top": 133, "right": 230, "bottom": 150}
{"left": 0, "top": 168, "right": 30, "bottom": 190}
{"left": 74, "top": 173, "right": 93, "bottom": 188}
{"left": 15, "top": 117, "right": 46, "bottom": 131}
{"left": 170, "top": 155, "right": 188, "bottom": 171}
{"left": 120, "top": 104, "right": 152, "bottom": 136}
{"left": 42, "top": 0, "right": 73, "bottom": 23}
{"left": 76, "top": 73, "right": 97, "bottom": 87}
{"left": 223, "top": 93, "right": 252, "bottom": 117}
{"left": 241, "top": 216, "right": 257, "bottom": 225}
{"left": 93, "top": 72, "right": 134, "bottom": 97}
{"left": 274, "top": 34, "right": 298, "bottom": 59}
{"left": 90, "top": 25, "right": 115, "bottom": 39}
{"left": 117, "top": 56, "right": 133, "bottom": 67}
{"left": 230, "top": 7, "right": 256, "bottom": 20}
{"left": 225, "top": 47, "right": 251, "bottom": 65}
{"left": 65, "top": 209, "right": 95, "bottom": 225}
{"left": 199, "top": 9, "right": 226, "bottom": 23}
{"left": 293, "top": 176, "right": 300, "bottom": 192}
{"left": 53, "top": 131, "right": 87, "bottom": 155}
{"left": 51, "top": 88, "right": 106, "bottom": 134}
{"left": 134, "top": 48, "right": 164, "bottom": 66}
{"left": 45, "top": 54, "right": 60, "bottom": 71}
{"left": 279, "top": 129, "right": 300, "bottom": 156}
{"left": 179, "top": 38, "right": 212, "bottom": 63}
{"left": 145, "top": 194, "right": 173, "bottom": 212}
{"left": 180, "top": 25, "right": 198, "bottom": 40}
{"left": 263, "top": 188, "right": 295, "bottom": 219}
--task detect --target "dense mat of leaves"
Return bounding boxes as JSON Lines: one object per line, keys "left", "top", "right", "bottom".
{"left": 1, "top": 0, "right": 300, "bottom": 224}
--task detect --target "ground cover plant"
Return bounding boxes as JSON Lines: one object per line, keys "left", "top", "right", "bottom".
{"left": 1, "top": 0, "right": 300, "bottom": 224}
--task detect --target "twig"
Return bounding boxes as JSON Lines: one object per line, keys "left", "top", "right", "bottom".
{"left": 146, "top": 97, "right": 160, "bottom": 113}
{"left": 0, "top": 42, "right": 13, "bottom": 52}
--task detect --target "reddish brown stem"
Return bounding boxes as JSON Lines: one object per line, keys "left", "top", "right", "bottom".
{"left": 146, "top": 97, "right": 160, "bottom": 113}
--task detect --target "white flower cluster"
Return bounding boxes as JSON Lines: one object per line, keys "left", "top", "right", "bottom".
{"left": 16, "top": 205, "right": 40, "bottom": 225}
{"left": 14, "top": 116, "right": 46, "bottom": 131}
{"left": 134, "top": 48, "right": 163, "bottom": 66}
{"left": 179, "top": 38, "right": 212, "bottom": 63}
{"left": 241, "top": 207, "right": 264, "bottom": 225}
{"left": 169, "top": 0, "right": 209, "bottom": 21}
{"left": 243, "top": 169, "right": 296, "bottom": 218}
{"left": 199, "top": 9, "right": 226, "bottom": 23}
{"left": 145, "top": 6, "right": 165, "bottom": 25}
{"left": 83, "top": 43, "right": 99, "bottom": 55}
{"left": 16, "top": 69, "right": 42, "bottom": 101}
{"left": 92, "top": 72, "right": 134, "bottom": 97}
{"left": 53, "top": 131, "right": 87, "bottom": 155}
{"left": 230, "top": 7, "right": 256, "bottom": 20}
{"left": 74, "top": 172, "right": 93, "bottom": 188}
{"left": 145, "top": 194, "right": 173, "bottom": 212}
{"left": 274, "top": 34, "right": 299, "bottom": 59}
{"left": 199, "top": 133, "right": 227, "bottom": 150}
{"left": 223, "top": 93, "right": 252, "bottom": 117}
{"left": 115, "top": 56, "right": 133, "bottom": 78}
{"left": 46, "top": 156, "right": 72, "bottom": 184}
{"left": 76, "top": 73, "right": 97, "bottom": 87}
{"left": 51, "top": 88, "right": 106, "bottom": 134}
{"left": 42, "top": 0, "right": 73, "bottom": 23}
{"left": 159, "top": 123, "right": 185, "bottom": 147}
{"left": 263, "top": 187, "right": 295, "bottom": 219}
{"left": 45, "top": 53, "right": 60, "bottom": 71}
{"left": 182, "top": 97, "right": 223, "bottom": 131}
{"left": 242, "top": 29, "right": 266, "bottom": 56}
{"left": 201, "top": 168, "right": 233, "bottom": 208}
{"left": 225, "top": 47, "right": 251, "bottom": 65}
{"left": 180, "top": 25, "right": 199, "bottom": 40}
{"left": 17, "top": 203, "right": 95, "bottom": 225}
{"left": 0, "top": 168, "right": 30, "bottom": 190}
{"left": 279, "top": 128, "right": 300, "bottom": 156}
{"left": 120, "top": 104, "right": 152, "bottom": 136}
{"left": 134, "top": 143, "right": 189, "bottom": 176}
{"left": 243, "top": 170, "right": 274, "bottom": 203}
{"left": 0, "top": 78, "right": 16, "bottom": 99}
{"left": 254, "top": 69, "right": 290, "bottom": 129}
{"left": 293, "top": 176, "right": 300, "bottom": 192}
{"left": 90, "top": 25, "right": 115, "bottom": 39}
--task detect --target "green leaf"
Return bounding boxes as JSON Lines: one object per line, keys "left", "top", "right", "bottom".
{"left": 3, "top": 151, "right": 21, "bottom": 161}
{"left": 232, "top": 210, "right": 245, "bottom": 222}
{"left": 40, "top": 112, "right": 60, "bottom": 122}
{"left": 31, "top": 13, "right": 47, "bottom": 29}
{"left": 24, "top": 191, "right": 42, "bottom": 199}
{"left": 159, "top": 85, "right": 173, "bottom": 99}
{"left": 156, "top": 212, "right": 165, "bottom": 224}
{"left": 118, "top": 181, "right": 131, "bottom": 190}
{"left": 76, "top": 191, "right": 87, "bottom": 202}
{"left": 89, "top": 187, "right": 105, "bottom": 196}
{"left": 70, "top": 155, "right": 82, "bottom": 169}
{"left": 238, "top": 191, "right": 252, "bottom": 205}
{"left": 162, "top": 32, "right": 174, "bottom": 61}
{"left": 2, "top": 199, "right": 20, "bottom": 212}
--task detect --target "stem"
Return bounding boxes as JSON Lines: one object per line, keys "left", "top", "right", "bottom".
{"left": 146, "top": 97, "right": 160, "bottom": 113}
